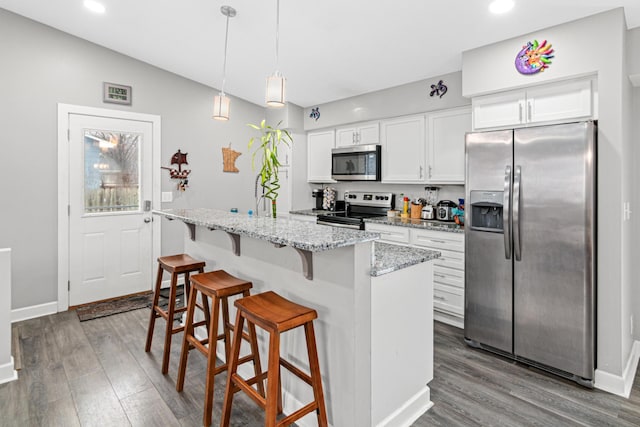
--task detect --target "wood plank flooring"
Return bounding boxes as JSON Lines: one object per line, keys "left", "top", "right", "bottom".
{"left": 1, "top": 310, "right": 639, "bottom": 426}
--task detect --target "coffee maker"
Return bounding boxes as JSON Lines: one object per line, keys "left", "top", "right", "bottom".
{"left": 312, "top": 189, "right": 324, "bottom": 210}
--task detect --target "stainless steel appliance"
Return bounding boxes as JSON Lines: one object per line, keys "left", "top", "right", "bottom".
{"left": 312, "top": 188, "right": 324, "bottom": 210}
{"left": 331, "top": 145, "right": 381, "bottom": 181}
{"left": 421, "top": 205, "right": 434, "bottom": 220}
{"left": 436, "top": 200, "right": 457, "bottom": 221}
{"left": 317, "top": 191, "right": 394, "bottom": 229}
{"left": 464, "top": 121, "right": 596, "bottom": 387}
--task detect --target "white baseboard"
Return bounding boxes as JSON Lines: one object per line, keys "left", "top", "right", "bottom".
{"left": 595, "top": 340, "right": 640, "bottom": 398}
{"left": 0, "top": 357, "right": 18, "bottom": 385}
{"left": 374, "top": 387, "right": 433, "bottom": 427}
{"left": 434, "top": 310, "right": 463, "bottom": 329}
{"left": 11, "top": 301, "right": 58, "bottom": 323}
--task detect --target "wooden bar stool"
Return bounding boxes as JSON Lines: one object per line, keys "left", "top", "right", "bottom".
{"left": 145, "top": 254, "right": 207, "bottom": 374}
{"left": 221, "top": 291, "right": 328, "bottom": 427}
{"left": 176, "top": 270, "right": 265, "bottom": 427}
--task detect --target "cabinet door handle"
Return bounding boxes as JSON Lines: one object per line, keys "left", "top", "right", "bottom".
{"left": 527, "top": 100, "right": 532, "bottom": 122}
{"left": 434, "top": 295, "right": 446, "bottom": 301}
{"left": 420, "top": 166, "right": 423, "bottom": 178}
{"left": 429, "top": 165, "right": 432, "bottom": 178}
{"left": 429, "top": 239, "right": 446, "bottom": 244}
{"left": 434, "top": 273, "right": 447, "bottom": 278}
{"left": 519, "top": 103, "right": 523, "bottom": 123}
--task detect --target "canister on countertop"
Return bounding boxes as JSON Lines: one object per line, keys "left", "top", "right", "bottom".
{"left": 410, "top": 202, "right": 422, "bottom": 219}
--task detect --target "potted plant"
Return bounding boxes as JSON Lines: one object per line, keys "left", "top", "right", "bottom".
{"left": 248, "top": 119, "right": 293, "bottom": 218}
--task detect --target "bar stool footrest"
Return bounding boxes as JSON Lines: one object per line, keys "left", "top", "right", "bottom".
{"left": 277, "top": 402, "right": 319, "bottom": 427}
{"left": 279, "top": 358, "right": 313, "bottom": 385}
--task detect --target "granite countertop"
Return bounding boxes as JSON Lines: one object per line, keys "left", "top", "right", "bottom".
{"left": 365, "top": 216, "right": 464, "bottom": 234}
{"left": 154, "top": 208, "right": 379, "bottom": 253}
{"left": 371, "top": 242, "right": 441, "bottom": 277}
{"left": 289, "top": 209, "right": 344, "bottom": 216}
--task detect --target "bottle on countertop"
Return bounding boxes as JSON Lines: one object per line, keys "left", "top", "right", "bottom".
{"left": 402, "top": 196, "right": 409, "bottom": 218}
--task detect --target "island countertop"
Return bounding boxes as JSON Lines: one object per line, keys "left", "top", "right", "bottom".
{"left": 372, "top": 242, "right": 440, "bottom": 277}
{"left": 155, "top": 208, "right": 440, "bottom": 277}
{"left": 154, "top": 208, "right": 380, "bottom": 252}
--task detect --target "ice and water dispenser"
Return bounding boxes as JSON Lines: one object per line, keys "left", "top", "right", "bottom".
{"left": 469, "top": 191, "right": 504, "bottom": 232}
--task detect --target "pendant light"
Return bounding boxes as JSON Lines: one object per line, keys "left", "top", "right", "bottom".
{"left": 266, "top": 0, "right": 285, "bottom": 107}
{"left": 213, "top": 5, "right": 236, "bottom": 121}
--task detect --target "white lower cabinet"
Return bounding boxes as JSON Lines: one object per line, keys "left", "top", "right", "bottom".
{"left": 364, "top": 223, "right": 410, "bottom": 244}
{"left": 365, "top": 223, "right": 465, "bottom": 328}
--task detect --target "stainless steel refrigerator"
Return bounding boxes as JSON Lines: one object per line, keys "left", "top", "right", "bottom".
{"left": 464, "top": 121, "right": 596, "bottom": 387}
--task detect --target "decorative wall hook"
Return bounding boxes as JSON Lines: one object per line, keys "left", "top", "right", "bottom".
{"left": 161, "top": 149, "right": 191, "bottom": 191}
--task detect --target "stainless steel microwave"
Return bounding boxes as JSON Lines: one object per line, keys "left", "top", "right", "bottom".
{"left": 331, "top": 144, "right": 381, "bottom": 181}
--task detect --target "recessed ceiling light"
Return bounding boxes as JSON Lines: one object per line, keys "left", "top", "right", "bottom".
{"left": 84, "top": 0, "right": 106, "bottom": 14}
{"left": 489, "top": 0, "right": 514, "bottom": 14}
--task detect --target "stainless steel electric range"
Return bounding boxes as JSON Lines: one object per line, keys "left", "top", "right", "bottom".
{"left": 316, "top": 191, "right": 395, "bottom": 230}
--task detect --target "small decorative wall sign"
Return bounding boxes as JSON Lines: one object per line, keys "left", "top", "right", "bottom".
{"left": 161, "top": 149, "right": 190, "bottom": 191}
{"left": 309, "top": 107, "right": 321, "bottom": 121}
{"left": 515, "top": 39, "right": 554, "bottom": 75}
{"left": 103, "top": 82, "right": 132, "bottom": 105}
{"left": 222, "top": 143, "right": 242, "bottom": 173}
{"left": 429, "top": 80, "right": 447, "bottom": 98}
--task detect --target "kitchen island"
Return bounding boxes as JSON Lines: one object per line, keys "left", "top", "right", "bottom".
{"left": 154, "top": 208, "right": 439, "bottom": 427}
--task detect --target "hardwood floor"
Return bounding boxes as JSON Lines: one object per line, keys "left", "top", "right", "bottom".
{"left": 2, "top": 310, "right": 639, "bottom": 426}
{"left": 416, "top": 322, "right": 640, "bottom": 427}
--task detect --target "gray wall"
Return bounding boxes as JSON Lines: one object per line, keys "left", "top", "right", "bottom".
{"left": 629, "top": 26, "right": 640, "bottom": 342}
{"left": 463, "top": 8, "right": 633, "bottom": 377}
{"left": 303, "top": 71, "right": 469, "bottom": 130}
{"left": 0, "top": 9, "right": 269, "bottom": 310}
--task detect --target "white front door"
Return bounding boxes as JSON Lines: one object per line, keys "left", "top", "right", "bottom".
{"left": 68, "top": 113, "right": 154, "bottom": 306}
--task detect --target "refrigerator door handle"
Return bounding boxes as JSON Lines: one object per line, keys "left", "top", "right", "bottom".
{"left": 513, "top": 165, "right": 522, "bottom": 261}
{"left": 503, "top": 165, "right": 512, "bottom": 259}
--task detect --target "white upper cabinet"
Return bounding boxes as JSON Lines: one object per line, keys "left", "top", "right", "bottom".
{"left": 472, "top": 90, "right": 526, "bottom": 130}
{"left": 381, "top": 115, "right": 426, "bottom": 183}
{"left": 307, "top": 130, "right": 336, "bottom": 183}
{"left": 335, "top": 121, "right": 379, "bottom": 147}
{"left": 472, "top": 77, "right": 595, "bottom": 130}
{"left": 426, "top": 106, "right": 471, "bottom": 184}
{"left": 526, "top": 79, "right": 593, "bottom": 124}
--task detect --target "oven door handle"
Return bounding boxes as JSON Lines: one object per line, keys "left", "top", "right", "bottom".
{"left": 316, "top": 220, "right": 361, "bottom": 230}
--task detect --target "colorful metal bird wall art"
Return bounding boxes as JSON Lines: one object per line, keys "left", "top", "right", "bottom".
{"left": 515, "top": 39, "right": 554, "bottom": 75}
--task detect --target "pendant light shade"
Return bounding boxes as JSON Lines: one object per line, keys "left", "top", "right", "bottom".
{"left": 266, "top": 0, "right": 285, "bottom": 107}
{"left": 212, "top": 93, "right": 230, "bottom": 121}
{"left": 266, "top": 73, "right": 285, "bottom": 107}
{"left": 213, "top": 6, "right": 236, "bottom": 121}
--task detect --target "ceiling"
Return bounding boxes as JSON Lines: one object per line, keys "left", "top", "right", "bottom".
{"left": 1, "top": 1, "right": 639, "bottom": 108}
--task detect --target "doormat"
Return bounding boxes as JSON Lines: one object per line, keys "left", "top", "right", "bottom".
{"left": 76, "top": 286, "right": 185, "bottom": 322}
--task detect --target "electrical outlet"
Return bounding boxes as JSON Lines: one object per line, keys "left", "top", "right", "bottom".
{"left": 161, "top": 191, "right": 173, "bottom": 203}
{"left": 623, "top": 201, "right": 632, "bottom": 221}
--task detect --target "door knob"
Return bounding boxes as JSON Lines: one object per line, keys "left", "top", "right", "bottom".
{"left": 144, "top": 217, "right": 152, "bottom": 223}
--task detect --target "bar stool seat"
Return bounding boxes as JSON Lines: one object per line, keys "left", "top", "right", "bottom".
{"left": 176, "top": 270, "right": 265, "bottom": 427}
{"left": 221, "top": 291, "right": 328, "bottom": 427}
{"left": 145, "top": 254, "right": 207, "bottom": 374}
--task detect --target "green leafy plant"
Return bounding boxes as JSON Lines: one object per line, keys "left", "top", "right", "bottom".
{"left": 248, "top": 119, "right": 292, "bottom": 218}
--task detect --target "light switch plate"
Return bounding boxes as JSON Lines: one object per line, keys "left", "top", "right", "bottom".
{"left": 161, "top": 191, "right": 173, "bottom": 203}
